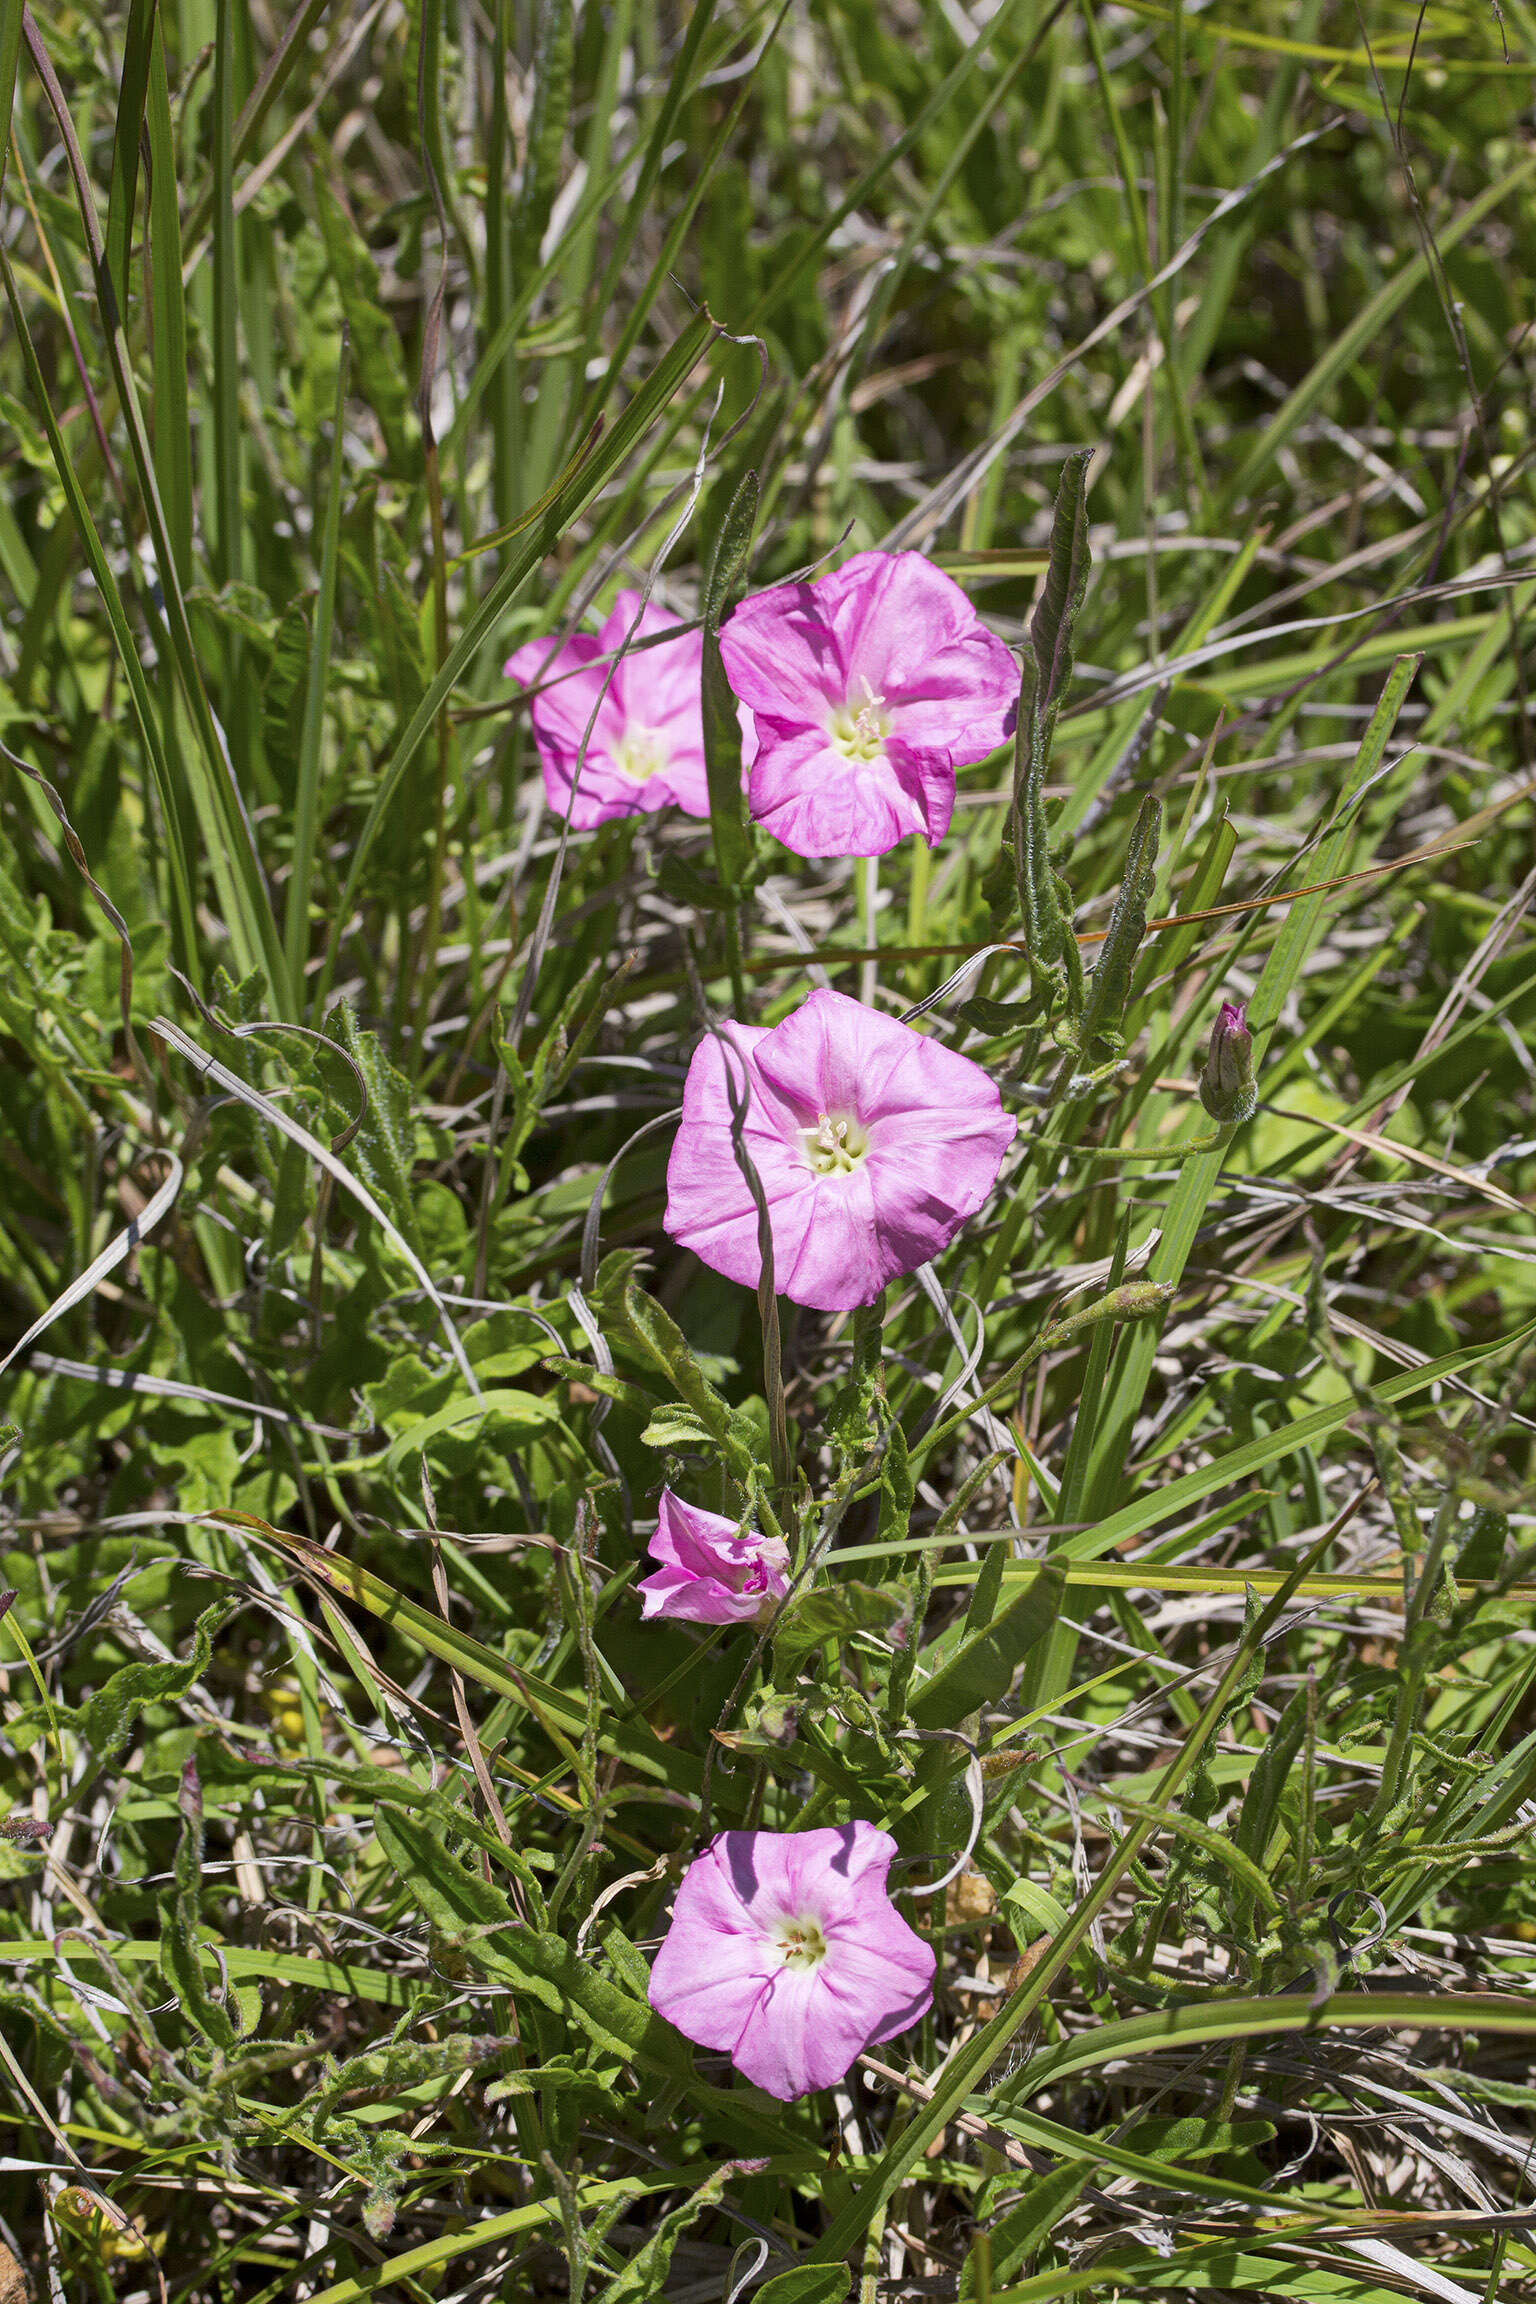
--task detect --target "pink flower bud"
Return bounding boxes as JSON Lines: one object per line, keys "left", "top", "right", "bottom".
{"left": 1199, "top": 1000, "right": 1257, "bottom": 1124}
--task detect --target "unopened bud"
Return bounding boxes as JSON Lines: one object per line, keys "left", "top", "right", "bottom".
{"left": 1041, "top": 1280, "right": 1174, "bottom": 1350}
{"left": 1199, "top": 1000, "right": 1257, "bottom": 1125}
{"left": 0, "top": 1815, "right": 51, "bottom": 1844}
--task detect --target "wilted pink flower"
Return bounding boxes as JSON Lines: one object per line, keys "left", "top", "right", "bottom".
{"left": 719, "top": 550, "right": 1018, "bottom": 857}
{"left": 505, "top": 591, "right": 710, "bottom": 828}
{"left": 664, "top": 987, "right": 1016, "bottom": 1311}
{"left": 648, "top": 1824, "right": 935, "bottom": 2099}
{"left": 637, "top": 1489, "right": 790, "bottom": 1625}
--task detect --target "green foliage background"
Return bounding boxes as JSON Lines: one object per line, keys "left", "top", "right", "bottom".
{"left": 0, "top": 0, "right": 1534, "bottom": 2296}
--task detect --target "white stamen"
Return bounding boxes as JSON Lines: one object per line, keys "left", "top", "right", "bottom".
{"left": 802, "top": 1112, "right": 868, "bottom": 1176}
{"left": 829, "top": 677, "right": 891, "bottom": 763}
{"left": 773, "top": 1915, "right": 828, "bottom": 1971}
{"left": 617, "top": 725, "right": 668, "bottom": 782}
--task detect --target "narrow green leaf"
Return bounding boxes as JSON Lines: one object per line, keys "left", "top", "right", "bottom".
{"left": 211, "top": 0, "right": 243, "bottom": 597}
{"left": 701, "top": 467, "right": 758, "bottom": 893}
{"left": 312, "top": 173, "right": 412, "bottom": 466}
{"left": 145, "top": 17, "right": 192, "bottom": 584}
{"left": 962, "top": 2163, "right": 1092, "bottom": 2296}
{"left": 77, "top": 1596, "right": 235, "bottom": 1763}
{"left": 0, "top": 0, "right": 23, "bottom": 192}
{"left": 1011, "top": 645, "right": 1075, "bottom": 1011}
{"left": 20, "top": 10, "right": 290, "bottom": 1000}
{"left": 755, "top": 2271, "right": 851, "bottom": 2304}
{"left": 1246, "top": 652, "right": 1421, "bottom": 1044}
{"left": 160, "top": 1757, "right": 239, "bottom": 2049}
{"left": 104, "top": 0, "right": 157, "bottom": 315}
{"left": 909, "top": 1566, "right": 1063, "bottom": 1730}
{"left": 0, "top": 246, "right": 199, "bottom": 975}
{"left": 1006, "top": 1989, "right": 1536, "bottom": 2104}
{"left": 285, "top": 333, "right": 350, "bottom": 994}
{"left": 1030, "top": 448, "right": 1093, "bottom": 739}
{"left": 374, "top": 1811, "right": 659, "bottom": 2060}
{"left": 593, "top": 2164, "right": 736, "bottom": 2304}
{"left": 511, "top": 0, "right": 574, "bottom": 276}
{"left": 1076, "top": 793, "right": 1161, "bottom": 1059}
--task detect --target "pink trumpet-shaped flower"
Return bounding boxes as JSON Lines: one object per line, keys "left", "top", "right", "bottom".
{"left": 664, "top": 987, "right": 1016, "bottom": 1311}
{"left": 719, "top": 549, "right": 1018, "bottom": 857}
{"left": 637, "top": 1489, "right": 791, "bottom": 1626}
{"left": 505, "top": 591, "right": 711, "bottom": 829}
{"left": 648, "top": 1824, "right": 935, "bottom": 2100}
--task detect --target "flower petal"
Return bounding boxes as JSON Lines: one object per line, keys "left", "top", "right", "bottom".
{"left": 666, "top": 992, "right": 1015, "bottom": 1309}
{"left": 827, "top": 553, "right": 1017, "bottom": 759}
{"left": 746, "top": 725, "right": 942, "bottom": 859}
{"left": 745, "top": 990, "right": 1017, "bottom": 1302}
{"left": 648, "top": 1863, "right": 781, "bottom": 2052}
{"left": 712, "top": 1824, "right": 897, "bottom": 1926}
{"left": 729, "top": 1965, "right": 870, "bottom": 2098}
{"left": 664, "top": 1023, "right": 819, "bottom": 1292}
{"left": 637, "top": 1564, "right": 763, "bottom": 1624}
{"left": 774, "top": 1170, "right": 889, "bottom": 1310}
{"left": 653, "top": 1491, "right": 746, "bottom": 1575}
{"left": 822, "top": 1929, "right": 936, "bottom": 2048}
{"left": 648, "top": 1829, "right": 933, "bottom": 2100}
{"left": 719, "top": 586, "right": 846, "bottom": 719}
{"left": 637, "top": 1493, "right": 789, "bottom": 1621}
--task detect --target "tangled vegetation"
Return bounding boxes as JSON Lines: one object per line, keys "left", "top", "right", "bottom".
{"left": 1, "top": 0, "right": 1535, "bottom": 2297}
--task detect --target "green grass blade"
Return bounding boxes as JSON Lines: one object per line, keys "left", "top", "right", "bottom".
{"left": 103, "top": 0, "right": 156, "bottom": 313}
{"left": 316, "top": 305, "right": 719, "bottom": 1000}
{"left": 21, "top": 8, "right": 290, "bottom": 1003}
{"left": 145, "top": 15, "right": 193, "bottom": 582}
{"left": 1223, "top": 150, "right": 1536, "bottom": 504}
{"left": 0, "top": 243, "right": 200, "bottom": 974}
{"left": 801, "top": 1518, "right": 1349, "bottom": 2264}
{"left": 283, "top": 333, "right": 349, "bottom": 998}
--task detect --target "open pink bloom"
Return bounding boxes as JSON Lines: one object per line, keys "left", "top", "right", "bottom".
{"left": 648, "top": 1824, "right": 935, "bottom": 2099}
{"left": 505, "top": 591, "right": 710, "bottom": 829}
{"left": 664, "top": 987, "right": 1016, "bottom": 1311}
{"left": 637, "top": 1490, "right": 790, "bottom": 1626}
{"left": 719, "top": 550, "right": 1017, "bottom": 857}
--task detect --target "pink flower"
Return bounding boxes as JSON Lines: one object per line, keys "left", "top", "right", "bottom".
{"left": 637, "top": 1489, "right": 791, "bottom": 1625}
{"left": 648, "top": 1824, "right": 935, "bottom": 2099}
{"left": 505, "top": 591, "right": 710, "bottom": 829}
{"left": 664, "top": 987, "right": 1016, "bottom": 1311}
{"left": 719, "top": 550, "right": 1017, "bottom": 858}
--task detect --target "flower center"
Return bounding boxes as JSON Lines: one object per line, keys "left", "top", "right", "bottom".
{"left": 773, "top": 1915, "right": 828, "bottom": 1972}
{"left": 829, "top": 675, "right": 890, "bottom": 763}
{"left": 801, "top": 1112, "right": 869, "bottom": 1176}
{"left": 616, "top": 724, "right": 669, "bottom": 782}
